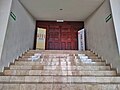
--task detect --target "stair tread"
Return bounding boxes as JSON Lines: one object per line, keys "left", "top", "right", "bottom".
{"left": 1, "top": 76, "right": 120, "bottom": 83}
{"left": 0, "top": 83, "right": 120, "bottom": 90}
{"left": 4, "top": 70, "right": 116, "bottom": 76}
{"left": 10, "top": 65, "right": 110, "bottom": 70}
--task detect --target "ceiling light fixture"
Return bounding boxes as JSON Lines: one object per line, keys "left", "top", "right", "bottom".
{"left": 56, "top": 20, "right": 64, "bottom": 22}
{"left": 59, "top": 9, "right": 63, "bottom": 11}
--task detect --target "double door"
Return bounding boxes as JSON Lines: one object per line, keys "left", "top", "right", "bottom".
{"left": 47, "top": 25, "right": 78, "bottom": 50}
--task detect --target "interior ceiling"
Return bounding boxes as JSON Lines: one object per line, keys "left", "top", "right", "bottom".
{"left": 19, "top": 0, "right": 104, "bottom": 21}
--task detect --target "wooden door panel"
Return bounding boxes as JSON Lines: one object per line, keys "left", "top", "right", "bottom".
{"left": 60, "top": 26, "right": 72, "bottom": 50}
{"left": 67, "top": 42, "right": 71, "bottom": 50}
{"left": 54, "top": 42, "right": 60, "bottom": 50}
{"left": 48, "top": 26, "right": 60, "bottom": 49}
{"left": 49, "top": 42, "right": 54, "bottom": 50}
{"left": 61, "top": 42, "right": 66, "bottom": 50}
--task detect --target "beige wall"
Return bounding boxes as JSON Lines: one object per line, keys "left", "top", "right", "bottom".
{"left": 85, "top": 0, "right": 120, "bottom": 72}
{"left": 0, "top": 0, "right": 12, "bottom": 62}
{"left": 110, "top": 0, "right": 120, "bottom": 54}
{"left": 0, "top": 0, "right": 35, "bottom": 71}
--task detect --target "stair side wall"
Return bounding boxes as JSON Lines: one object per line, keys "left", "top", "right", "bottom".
{"left": 85, "top": 0, "right": 120, "bottom": 72}
{"left": 0, "top": 0, "right": 36, "bottom": 71}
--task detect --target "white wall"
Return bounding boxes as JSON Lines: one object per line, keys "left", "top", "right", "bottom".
{"left": 0, "top": 0, "right": 12, "bottom": 62}
{"left": 0, "top": 0, "right": 35, "bottom": 71}
{"left": 110, "top": 0, "right": 120, "bottom": 54}
{"left": 85, "top": 0, "right": 120, "bottom": 72}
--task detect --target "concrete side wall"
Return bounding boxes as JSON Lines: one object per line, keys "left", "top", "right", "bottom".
{"left": 0, "top": 0, "right": 12, "bottom": 61}
{"left": 110, "top": 0, "right": 120, "bottom": 54}
{"left": 0, "top": 0, "right": 35, "bottom": 71}
{"left": 85, "top": 0, "right": 120, "bottom": 72}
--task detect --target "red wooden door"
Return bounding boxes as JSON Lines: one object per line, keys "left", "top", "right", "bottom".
{"left": 48, "top": 26, "right": 61, "bottom": 50}
{"left": 61, "top": 25, "right": 72, "bottom": 50}
{"left": 47, "top": 25, "right": 77, "bottom": 50}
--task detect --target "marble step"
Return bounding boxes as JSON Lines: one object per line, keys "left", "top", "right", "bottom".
{"left": 16, "top": 58, "right": 105, "bottom": 62}
{"left": 4, "top": 70, "right": 116, "bottom": 76}
{"left": 23, "top": 53, "right": 96, "bottom": 58}
{"left": 20, "top": 55, "right": 77, "bottom": 59}
{"left": 0, "top": 84, "right": 120, "bottom": 90}
{"left": 21, "top": 54, "right": 99, "bottom": 59}
{"left": 29, "top": 50, "right": 90, "bottom": 52}
{"left": 10, "top": 65, "right": 110, "bottom": 70}
{"left": 23, "top": 53, "right": 96, "bottom": 56}
{"left": 14, "top": 61, "right": 106, "bottom": 66}
{"left": 23, "top": 54, "right": 98, "bottom": 60}
{"left": 1, "top": 76, "right": 120, "bottom": 83}
{"left": 28, "top": 50, "right": 91, "bottom": 53}
{"left": 26, "top": 52, "right": 92, "bottom": 56}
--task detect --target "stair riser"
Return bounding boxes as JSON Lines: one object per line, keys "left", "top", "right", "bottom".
{"left": 14, "top": 62, "right": 106, "bottom": 66}
{"left": 26, "top": 53, "right": 93, "bottom": 56}
{"left": 21, "top": 55, "right": 99, "bottom": 59}
{"left": 0, "top": 76, "right": 120, "bottom": 83}
{"left": 28, "top": 50, "right": 91, "bottom": 53}
{"left": 4, "top": 70, "right": 116, "bottom": 76}
{"left": 18, "top": 58, "right": 103, "bottom": 62}
{"left": 15, "top": 60, "right": 105, "bottom": 63}
{"left": 0, "top": 84, "right": 120, "bottom": 90}
{"left": 10, "top": 66, "right": 110, "bottom": 70}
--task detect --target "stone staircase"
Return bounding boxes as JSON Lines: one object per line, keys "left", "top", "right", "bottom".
{"left": 0, "top": 50, "right": 120, "bottom": 90}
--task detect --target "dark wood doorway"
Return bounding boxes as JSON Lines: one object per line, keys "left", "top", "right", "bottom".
{"left": 35, "top": 21, "right": 84, "bottom": 50}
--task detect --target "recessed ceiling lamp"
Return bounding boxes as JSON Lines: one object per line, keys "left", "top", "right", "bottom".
{"left": 59, "top": 9, "right": 63, "bottom": 11}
